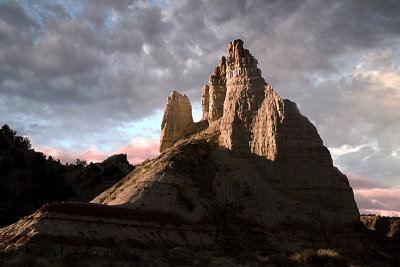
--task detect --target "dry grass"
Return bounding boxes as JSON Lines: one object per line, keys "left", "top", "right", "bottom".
{"left": 290, "top": 248, "right": 349, "bottom": 266}
{"left": 0, "top": 240, "right": 356, "bottom": 267}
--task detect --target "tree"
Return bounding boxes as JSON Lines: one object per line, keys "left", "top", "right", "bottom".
{"left": 76, "top": 158, "right": 87, "bottom": 167}
{"left": 0, "top": 124, "right": 31, "bottom": 149}
{"left": 20, "top": 136, "right": 32, "bottom": 149}
{"left": 1, "top": 124, "right": 16, "bottom": 140}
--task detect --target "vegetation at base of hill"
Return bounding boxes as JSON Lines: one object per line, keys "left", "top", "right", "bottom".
{"left": 360, "top": 215, "right": 400, "bottom": 264}
{"left": 0, "top": 124, "right": 134, "bottom": 226}
{"left": 289, "top": 248, "right": 349, "bottom": 266}
{"left": 0, "top": 240, "right": 355, "bottom": 267}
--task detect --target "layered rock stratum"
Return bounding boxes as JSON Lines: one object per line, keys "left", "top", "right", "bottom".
{"left": 1, "top": 40, "right": 373, "bottom": 263}
{"left": 0, "top": 202, "right": 215, "bottom": 250}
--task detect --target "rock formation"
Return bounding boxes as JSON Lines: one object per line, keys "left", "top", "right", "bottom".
{"left": 201, "top": 85, "right": 209, "bottom": 120}
{"left": 361, "top": 215, "right": 400, "bottom": 263}
{"left": 1, "top": 40, "right": 369, "bottom": 263}
{"left": 159, "top": 91, "right": 193, "bottom": 152}
{"left": 91, "top": 39, "right": 363, "bottom": 257}
{"left": 219, "top": 40, "right": 266, "bottom": 153}
{"left": 0, "top": 202, "right": 215, "bottom": 250}
{"left": 208, "top": 56, "right": 227, "bottom": 123}
{"left": 362, "top": 215, "right": 400, "bottom": 239}
{"left": 200, "top": 57, "right": 227, "bottom": 124}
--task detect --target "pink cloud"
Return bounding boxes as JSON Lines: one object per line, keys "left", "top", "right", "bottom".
{"left": 345, "top": 171, "right": 390, "bottom": 190}
{"left": 354, "top": 188, "right": 400, "bottom": 214}
{"left": 33, "top": 137, "right": 160, "bottom": 165}
{"left": 34, "top": 147, "right": 78, "bottom": 164}
{"left": 116, "top": 137, "right": 160, "bottom": 164}
{"left": 335, "top": 170, "right": 400, "bottom": 216}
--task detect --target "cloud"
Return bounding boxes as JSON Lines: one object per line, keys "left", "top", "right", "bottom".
{"left": 345, "top": 171, "right": 400, "bottom": 216}
{"left": 116, "top": 137, "right": 159, "bottom": 164}
{"left": 347, "top": 172, "right": 390, "bottom": 190}
{"left": 35, "top": 137, "right": 160, "bottom": 165}
{"left": 354, "top": 188, "right": 400, "bottom": 214}
{"left": 313, "top": 48, "right": 400, "bottom": 187}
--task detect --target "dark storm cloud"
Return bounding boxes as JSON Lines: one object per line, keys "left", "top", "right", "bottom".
{"left": 0, "top": 0, "right": 399, "bottom": 192}
{"left": 0, "top": 1, "right": 39, "bottom": 31}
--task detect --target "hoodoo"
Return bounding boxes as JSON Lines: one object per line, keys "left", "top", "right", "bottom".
{"left": 92, "top": 39, "right": 362, "bottom": 254}
{"left": 1, "top": 40, "right": 364, "bottom": 262}
{"left": 159, "top": 91, "right": 193, "bottom": 152}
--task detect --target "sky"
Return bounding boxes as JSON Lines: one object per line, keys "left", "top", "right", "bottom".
{"left": 0, "top": 0, "right": 399, "bottom": 216}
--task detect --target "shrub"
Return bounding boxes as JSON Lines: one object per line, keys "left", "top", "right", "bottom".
{"left": 290, "top": 248, "right": 349, "bottom": 266}
{"left": 291, "top": 248, "right": 316, "bottom": 264}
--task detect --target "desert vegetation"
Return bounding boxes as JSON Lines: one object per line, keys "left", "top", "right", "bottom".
{"left": 0, "top": 240, "right": 354, "bottom": 267}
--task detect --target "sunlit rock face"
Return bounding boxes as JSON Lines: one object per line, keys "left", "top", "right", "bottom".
{"left": 200, "top": 56, "right": 227, "bottom": 124}
{"left": 219, "top": 39, "right": 266, "bottom": 154}
{"left": 159, "top": 91, "right": 193, "bottom": 152}
{"left": 208, "top": 56, "right": 227, "bottom": 123}
{"left": 201, "top": 85, "right": 209, "bottom": 120}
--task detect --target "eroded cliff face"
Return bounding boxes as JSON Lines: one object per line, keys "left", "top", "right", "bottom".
{"left": 219, "top": 39, "right": 266, "bottom": 154}
{"left": 208, "top": 56, "right": 227, "bottom": 123}
{"left": 159, "top": 91, "right": 193, "bottom": 152}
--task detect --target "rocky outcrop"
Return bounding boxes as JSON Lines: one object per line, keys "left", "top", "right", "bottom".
{"left": 219, "top": 39, "right": 266, "bottom": 154}
{"left": 200, "top": 56, "right": 227, "bottom": 123}
{"left": 361, "top": 215, "right": 400, "bottom": 239}
{"left": 159, "top": 91, "right": 193, "bottom": 152}
{"left": 91, "top": 40, "right": 362, "bottom": 257}
{"left": 208, "top": 56, "right": 227, "bottom": 123}
{"left": 201, "top": 85, "right": 209, "bottom": 120}
{"left": 361, "top": 215, "right": 400, "bottom": 264}
{"left": 0, "top": 202, "right": 215, "bottom": 250}
{"left": 1, "top": 40, "right": 367, "bottom": 263}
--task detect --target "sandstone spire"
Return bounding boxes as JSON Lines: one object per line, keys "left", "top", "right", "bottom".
{"left": 219, "top": 39, "right": 266, "bottom": 153}
{"left": 159, "top": 91, "right": 193, "bottom": 152}
{"left": 201, "top": 85, "right": 209, "bottom": 120}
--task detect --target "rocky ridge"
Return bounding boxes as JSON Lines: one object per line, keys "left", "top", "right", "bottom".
{"left": 362, "top": 215, "right": 400, "bottom": 239}
{"left": 0, "top": 202, "right": 215, "bottom": 251}
{"left": 360, "top": 215, "right": 400, "bottom": 264}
